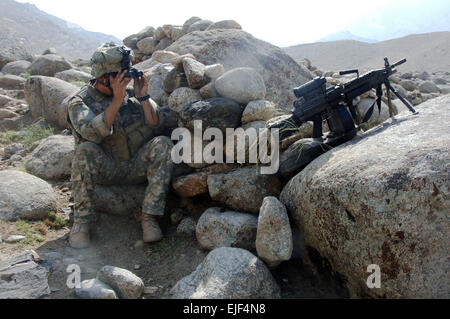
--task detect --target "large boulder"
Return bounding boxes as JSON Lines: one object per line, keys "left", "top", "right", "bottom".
{"left": 55, "top": 69, "right": 92, "bottom": 83}
{"left": 1, "top": 60, "right": 31, "bottom": 76}
{"left": 196, "top": 207, "right": 258, "bottom": 250}
{"left": 207, "top": 167, "right": 282, "bottom": 213}
{"left": 0, "top": 46, "right": 32, "bottom": 69}
{"left": 215, "top": 67, "right": 266, "bottom": 104}
{"left": 0, "top": 74, "right": 25, "bottom": 90}
{"left": 0, "top": 170, "right": 58, "bottom": 221}
{"left": 170, "top": 247, "right": 280, "bottom": 299}
{"left": 179, "top": 97, "right": 243, "bottom": 134}
{"left": 280, "top": 95, "right": 450, "bottom": 298}
{"left": 26, "top": 135, "right": 75, "bottom": 180}
{"left": 0, "top": 250, "right": 50, "bottom": 299}
{"left": 166, "top": 29, "right": 312, "bottom": 110}
{"left": 29, "top": 55, "right": 73, "bottom": 77}
{"left": 25, "top": 76, "right": 78, "bottom": 129}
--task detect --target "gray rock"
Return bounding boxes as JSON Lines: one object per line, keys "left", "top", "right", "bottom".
{"left": 5, "top": 235, "right": 26, "bottom": 243}
{"left": 0, "top": 74, "right": 25, "bottom": 90}
{"left": 55, "top": 69, "right": 91, "bottom": 83}
{"left": 400, "top": 80, "right": 417, "bottom": 92}
{"left": 181, "top": 17, "right": 202, "bottom": 36}
{"left": 151, "top": 50, "right": 180, "bottom": 64}
{"left": 170, "top": 247, "right": 280, "bottom": 299}
{"left": 75, "top": 279, "right": 118, "bottom": 299}
{"left": 206, "top": 20, "right": 242, "bottom": 31}
{"left": 1, "top": 60, "right": 31, "bottom": 76}
{"left": 0, "top": 170, "right": 58, "bottom": 221}
{"left": 204, "top": 63, "right": 225, "bottom": 80}
{"left": 42, "top": 48, "right": 57, "bottom": 55}
{"left": 418, "top": 81, "right": 440, "bottom": 94}
{"left": 280, "top": 95, "right": 450, "bottom": 298}
{"left": 438, "top": 85, "right": 450, "bottom": 95}
{"left": 97, "top": 266, "right": 144, "bottom": 299}
{"left": 171, "top": 53, "right": 196, "bottom": 72}
{"left": 207, "top": 167, "right": 282, "bottom": 213}
{"left": 279, "top": 138, "right": 327, "bottom": 177}
{"left": 3, "top": 143, "right": 25, "bottom": 159}
{"left": 136, "top": 26, "right": 155, "bottom": 41}
{"left": 168, "top": 87, "right": 201, "bottom": 112}
{"left": 0, "top": 235, "right": 2, "bottom": 243}
{"left": 25, "top": 76, "right": 78, "bottom": 129}
{"left": 172, "top": 164, "right": 237, "bottom": 198}
{"left": 196, "top": 207, "right": 258, "bottom": 250}
{"left": 163, "top": 68, "right": 188, "bottom": 94}
{"left": 0, "top": 109, "right": 18, "bottom": 119}
{"left": 154, "top": 27, "right": 166, "bottom": 41}
{"left": 256, "top": 197, "right": 293, "bottom": 268}
{"left": 29, "top": 55, "right": 72, "bottom": 77}
{"left": 136, "top": 37, "right": 158, "bottom": 55}
{"left": 26, "top": 135, "right": 75, "bottom": 180}
{"left": 187, "top": 20, "right": 214, "bottom": 33}
{"left": 162, "top": 24, "right": 174, "bottom": 38}
{"left": 167, "top": 29, "right": 312, "bottom": 111}
{"left": 179, "top": 97, "right": 243, "bottom": 134}
{"left": 145, "top": 63, "right": 172, "bottom": 106}
{"left": 155, "top": 37, "right": 174, "bottom": 52}
{"left": 177, "top": 217, "right": 197, "bottom": 236}
{"left": 123, "top": 34, "right": 138, "bottom": 49}
{"left": 400, "top": 72, "right": 413, "bottom": 80}
{"left": 417, "top": 71, "right": 430, "bottom": 81}
{"left": 215, "top": 67, "right": 266, "bottom": 104}
{"left": 242, "top": 100, "right": 276, "bottom": 124}
{"left": 171, "top": 27, "right": 183, "bottom": 41}
{"left": 41, "top": 252, "right": 62, "bottom": 260}
{"left": 0, "top": 250, "right": 50, "bottom": 299}
{"left": 199, "top": 82, "right": 219, "bottom": 99}
{"left": 0, "top": 45, "right": 32, "bottom": 69}
{"left": 433, "top": 78, "right": 447, "bottom": 85}
{"left": 182, "top": 57, "right": 206, "bottom": 89}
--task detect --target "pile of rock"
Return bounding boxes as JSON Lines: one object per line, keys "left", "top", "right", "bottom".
{"left": 124, "top": 18, "right": 242, "bottom": 62}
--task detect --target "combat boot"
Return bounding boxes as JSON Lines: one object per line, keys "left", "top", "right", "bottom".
{"left": 69, "top": 222, "right": 90, "bottom": 249}
{"left": 141, "top": 214, "right": 163, "bottom": 243}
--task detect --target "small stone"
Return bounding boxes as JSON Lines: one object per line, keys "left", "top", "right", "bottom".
{"left": 5, "top": 235, "right": 25, "bottom": 243}
{"left": 75, "top": 279, "right": 118, "bottom": 299}
{"left": 97, "top": 266, "right": 144, "bottom": 299}
{"left": 134, "top": 264, "right": 141, "bottom": 270}
{"left": 204, "top": 64, "right": 225, "bottom": 80}
{"left": 182, "top": 57, "right": 206, "bottom": 89}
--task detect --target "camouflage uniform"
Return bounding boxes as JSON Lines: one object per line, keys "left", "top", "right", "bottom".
{"left": 67, "top": 83, "right": 173, "bottom": 224}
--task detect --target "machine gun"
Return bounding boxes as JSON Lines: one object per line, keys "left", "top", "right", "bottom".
{"left": 272, "top": 58, "right": 418, "bottom": 176}
{"left": 274, "top": 58, "right": 417, "bottom": 146}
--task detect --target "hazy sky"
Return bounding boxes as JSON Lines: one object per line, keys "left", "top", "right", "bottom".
{"left": 16, "top": 0, "right": 450, "bottom": 46}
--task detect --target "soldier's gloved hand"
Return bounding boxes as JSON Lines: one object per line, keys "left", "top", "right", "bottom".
{"left": 134, "top": 74, "right": 149, "bottom": 98}
{"left": 110, "top": 70, "right": 131, "bottom": 102}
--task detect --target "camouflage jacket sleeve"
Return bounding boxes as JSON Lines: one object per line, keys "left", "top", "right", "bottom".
{"left": 67, "top": 95, "right": 113, "bottom": 144}
{"left": 144, "top": 98, "right": 164, "bottom": 129}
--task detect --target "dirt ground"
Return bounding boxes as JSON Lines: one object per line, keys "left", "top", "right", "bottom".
{"left": 0, "top": 143, "right": 348, "bottom": 300}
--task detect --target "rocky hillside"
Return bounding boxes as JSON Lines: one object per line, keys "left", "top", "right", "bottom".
{"left": 284, "top": 32, "right": 450, "bottom": 73}
{"left": 0, "top": 15, "right": 449, "bottom": 300}
{"left": 0, "top": 0, "right": 120, "bottom": 65}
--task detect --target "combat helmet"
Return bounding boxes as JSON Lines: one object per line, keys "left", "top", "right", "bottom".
{"left": 90, "top": 42, "right": 135, "bottom": 79}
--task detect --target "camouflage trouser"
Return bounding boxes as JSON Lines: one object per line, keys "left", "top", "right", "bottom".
{"left": 71, "top": 136, "right": 174, "bottom": 224}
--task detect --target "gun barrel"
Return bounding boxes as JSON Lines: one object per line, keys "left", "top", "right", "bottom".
{"left": 339, "top": 69, "right": 359, "bottom": 76}
{"left": 391, "top": 58, "right": 407, "bottom": 68}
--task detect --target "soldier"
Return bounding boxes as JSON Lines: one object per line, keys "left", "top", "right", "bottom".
{"left": 67, "top": 42, "right": 173, "bottom": 249}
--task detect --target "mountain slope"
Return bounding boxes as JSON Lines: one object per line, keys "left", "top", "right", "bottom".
{"left": 0, "top": 0, "right": 121, "bottom": 61}
{"left": 318, "top": 31, "right": 378, "bottom": 43}
{"left": 284, "top": 32, "right": 450, "bottom": 73}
